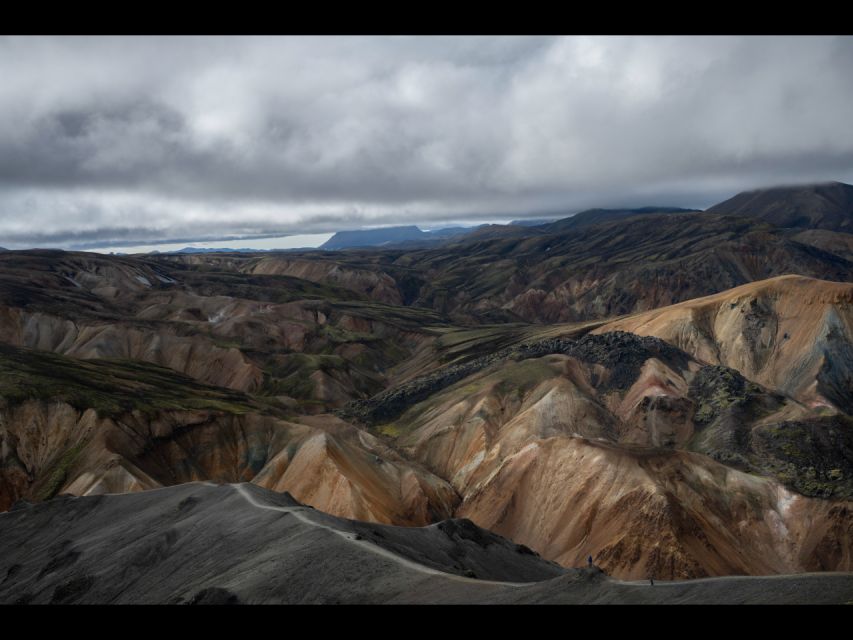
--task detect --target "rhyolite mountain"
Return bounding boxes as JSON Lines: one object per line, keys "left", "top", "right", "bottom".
{"left": 2, "top": 181, "right": 853, "bottom": 596}
{"left": 707, "top": 181, "right": 853, "bottom": 232}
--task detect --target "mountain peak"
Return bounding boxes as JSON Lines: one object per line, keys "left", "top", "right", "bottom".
{"left": 707, "top": 181, "right": 853, "bottom": 231}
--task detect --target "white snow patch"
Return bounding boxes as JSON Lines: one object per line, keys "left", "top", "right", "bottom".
{"left": 63, "top": 275, "right": 82, "bottom": 288}
{"left": 134, "top": 275, "right": 152, "bottom": 287}
{"left": 155, "top": 274, "right": 176, "bottom": 284}
{"left": 208, "top": 310, "right": 226, "bottom": 324}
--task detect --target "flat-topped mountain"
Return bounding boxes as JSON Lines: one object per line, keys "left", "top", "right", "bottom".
{"left": 320, "top": 226, "right": 429, "bottom": 249}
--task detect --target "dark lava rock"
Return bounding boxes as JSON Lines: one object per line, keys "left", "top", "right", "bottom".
{"left": 187, "top": 587, "right": 240, "bottom": 605}
{"left": 563, "top": 332, "right": 691, "bottom": 391}
{"left": 438, "top": 518, "right": 495, "bottom": 549}
{"left": 751, "top": 416, "right": 853, "bottom": 499}
{"left": 50, "top": 575, "right": 95, "bottom": 604}
{"left": 689, "top": 365, "right": 786, "bottom": 472}
{"left": 689, "top": 365, "right": 774, "bottom": 427}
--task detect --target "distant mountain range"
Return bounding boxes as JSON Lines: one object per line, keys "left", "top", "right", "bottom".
{"left": 509, "top": 218, "right": 558, "bottom": 227}
{"left": 318, "top": 209, "right": 701, "bottom": 250}
{"left": 167, "top": 247, "right": 274, "bottom": 254}
{"left": 319, "top": 225, "right": 475, "bottom": 250}
{"left": 127, "top": 180, "right": 853, "bottom": 254}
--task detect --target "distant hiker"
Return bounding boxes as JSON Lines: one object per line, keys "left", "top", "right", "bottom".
{"left": 587, "top": 555, "right": 593, "bottom": 567}
{"left": 650, "top": 577, "right": 654, "bottom": 586}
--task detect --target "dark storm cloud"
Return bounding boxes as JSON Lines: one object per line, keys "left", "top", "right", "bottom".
{"left": 1, "top": 35, "right": 852, "bottom": 249}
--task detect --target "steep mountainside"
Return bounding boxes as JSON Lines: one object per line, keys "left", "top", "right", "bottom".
{"left": 706, "top": 181, "right": 853, "bottom": 232}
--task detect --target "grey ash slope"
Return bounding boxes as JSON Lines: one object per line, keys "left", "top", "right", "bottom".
{"left": 0, "top": 482, "right": 562, "bottom": 605}
{"left": 2, "top": 482, "right": 852, "bottom": 604}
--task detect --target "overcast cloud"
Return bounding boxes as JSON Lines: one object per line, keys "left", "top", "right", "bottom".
{"left": 1, "top": 35, "right": 852, "bottom": 249}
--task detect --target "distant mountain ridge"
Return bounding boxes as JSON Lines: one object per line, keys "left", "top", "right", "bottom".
{"left": 320, "top": 225, "right": 475, "bottom": 250}
{"left": 318, "top": 181, "right": 853, "bottom": 252}
{"left": 706, "top": 181, "right": 853, "bottom": 232}
{"left": 509, "top": 218, "right": 558, "bottom": 227}
{"left": 169, "top": 247, "right": 273, "bottom": 254}
{"left": 541, "top": 206, "right": 700, "bottom": 233}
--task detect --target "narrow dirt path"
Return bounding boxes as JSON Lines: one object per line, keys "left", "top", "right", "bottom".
{"left": 231, "top": 482, "right": 530, "bottom": 588}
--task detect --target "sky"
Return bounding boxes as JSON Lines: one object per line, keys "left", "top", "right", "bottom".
{"left": 1, "top": 35, "right": 853, "bottom": 251}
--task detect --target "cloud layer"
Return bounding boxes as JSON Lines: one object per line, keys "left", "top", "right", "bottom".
{"left": 2, "top": 36, "right": 852, "bottom": 248}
